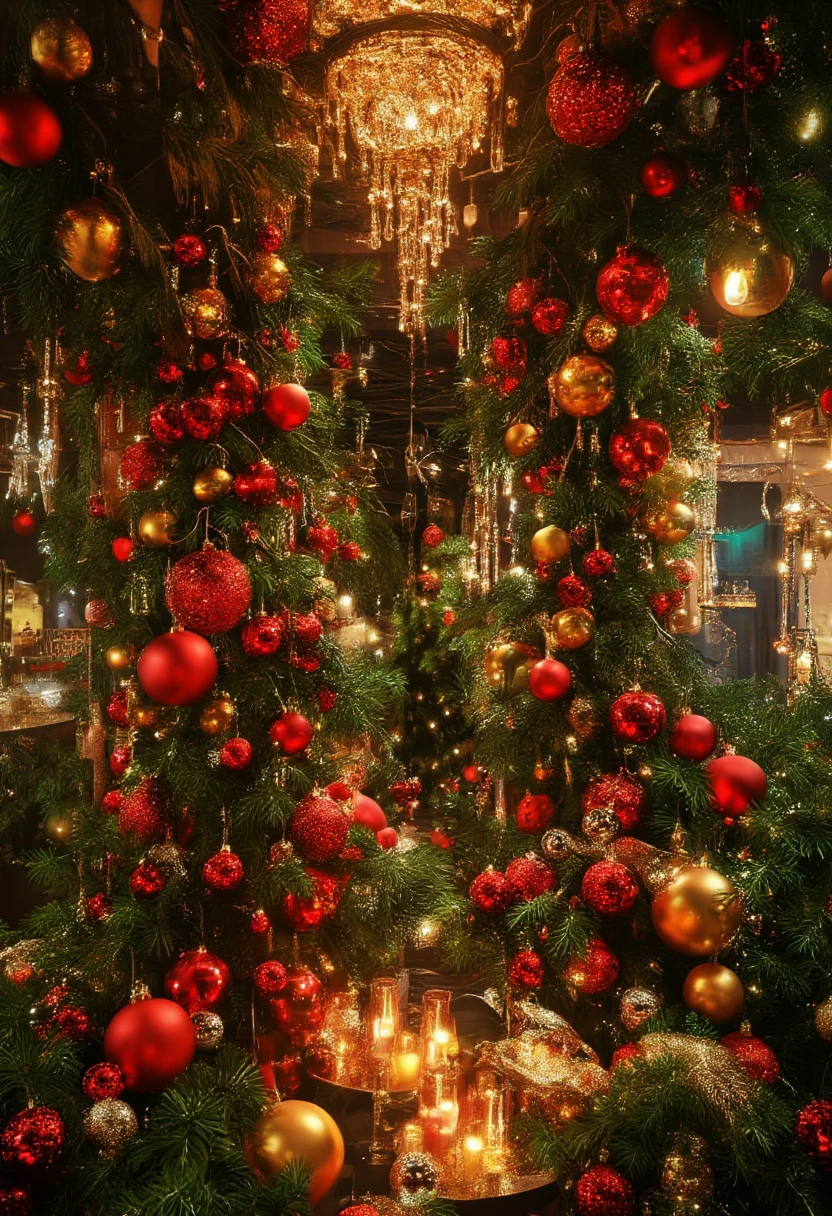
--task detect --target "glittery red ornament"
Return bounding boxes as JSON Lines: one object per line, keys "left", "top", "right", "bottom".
{"left": 85, "top": 892, "right": 111, "bottom": 921}
{"left": 256, "top": 222, "right": 284, "bottom": 253}
{"left": 557, "top": 574, "right": 592, "bottom": 608}
{"left": 418, "top": 570, "right": 442, "bottom": 595}
{"left": 165, "top": 949, "right": 231, "bottom": 1013}
{"left": 390, "top": 777, "right": 421, "bottom": 805}
{"left": 341, "top": 1206, "right": 380, "bottom": 1216}
{"left": 119, "top": 777, "right": 173, "bottom": 843}
{"left": 281, "top": 868, "right": 341, "bottom": 932}
{"left": 505, "top": 278, "right": 539, "bottom": 317}
{"left": 470, "top": 870, "right": 512, "bottom": 913}
{"left": 112, "top": 536, "right": 135, "bottom": 563}
{"left": 332, "top": 352, "right": 352, "bottom": 370}
{"left": 353, "top": 793, "right": 387, "bottom": 832}
{"left": 610, "top": 691, "right": 666, "bottom": 744}
{"left": 725, "top": 39, "right": 781, "bottom": 92}
{"left": 508, "top": 949, "right": 544, "bottom": 988}
{"left": 0, "top": 1107, "right": 64, "bottom": 1170}
{"left": 101, "top": 789, "right": 123, "bottom": 816}
{"left": 83, "top": 1062, "right": 125, "bottom": 1102}
{"left": 531, "top": 297, "right": 569, "bottom": 335}
{"left": 276, "top": 474, "right": 303, "bottom": 512}
{"left": 208, "top": 359, "right": 261, "bottom": 419}
{"left": 610, "top": 1043, "right": 643, "bottom": 1071}
{"left": 219, "top": 736, "right": 254, "bottom": 769}
{"left": 669, "top": 713, "right": 717, "bottom": 762}
{"left": 104, "top": 998, "right": 196, "bottom": 1093}
{"left": 706, "top": 754, "right": 767, "bottom": 817}
{"left": 130, "top": 861, "right": 165, "bottom": 897}
{"left": 490, "top": 334, "right": 527, "bottom": 372}
{"left": 576, "top": 1165, "right": 634, "bottom": 1216}
{"left": 138, "top": 630, "right": 218, "bottom": 706}
{"left": 0, "top": 1185, "right": 29, "bottom": 1215}
{"left": 795, "top": 1099, "right": 832, "bottom": 1167}
{"left": 506, "top": 855, "right": 554, "bottom": 902}
{"left": 0, "top": 93, "right": 62, "bottom": 168}
{"left": 269, "top": 711, "right": 313, "bottom": 755}
{"left": 649, "top": 590, "right": 683, "bottom": 617}
{"left": 254, "top": 960, "right": 287, "bottom": 995}
{"left": 263, "top": 383, "right": 311, "bottom": 431}
{"left": 522, "top": 467, "right": 549, "bottom": 494}
{"left": 233, "top": 461, "right": 278, "bottom": 506}
{"left": 583, "top": 547, "right": 617, "bottom": 578}
{"left": 10, "top": 510, "right": 36, "bottom": 538}
{"left": 442, "top": 609, "right": 456, "bottom": 626}
{"left": 639, "top": 152, "right": 686, "bottom": 198}
{"left": 317, "top": 686, "right": 337, "bottom": 713}
{"left": 597, "top": 246, "right": 669, "bottom": 326}
{"left": 728, "top": 181, "right": 761, "bottom": 215}
{"left": 50, "top": 1004, "right": 93, "bottom": 1041}
{"left": 307, "top": 519, "right": 338, "bottom": 559}
{"left": 120, "top": 439, "right": 167, "bottom": 491}
{"left": 609, "top": 419, "right": 671, "bottom": 479}
{"left": 166, "top": 546, "right": 251, "bottom": 635}
{"left": 280, "top": 327, "right": 300, "bottom": 352}
{"left": 106, "top": 689, "right": 129, "bottom": 726}
{"left": 564, "top": 938, "right": 620, "bottom": 993}
{"left": 85, "top": 598, "right": 113, "bottom": 628}
{"left": 547, "top": 50, "right": 635, "bottom": 147}
{"left": 289, "top": 795, "right": 349, "bottom": 862}
{"left": 181, "top": 394, "right": 227, "bottom": 442}
{"left": 109, "top": 744, "right": 132, "bottom": 777}
{"left": 250, "top": 910, "right": 271, "bottom": 934}
{"left": 581, "top": 861, "right": 638, "bottom": 916}
{"left": 422, "top": 524, "right": 445, "bottom": 548}
{"left": 338, "top": 540, "right": 360, "bottom": 562}
{"left": 224, "top": 0, "right": 310, "bottom": 65}
{"left": 516, "top": 792, "right": 555, "bottom": 833}
{"left": 87, "top": 492, "right": 106, "bottom": 519}
{"left": 202, "top": 848, "right": 244, "bottom": 891}
{"left": 720, "top": 1031, "right": 779, "bottom": 1083}
{"left": 270, "top": 964, "right": 327, "bottom": 1043}
{"left": 173, "top": 233, "right": 208, "bottom": 267}
{"left": 650, "top": 7, "right": 733, "bottom": 90}
{"left": 327, "top": 781, "right": 352, "bottom": 801}
{"left": 197, "top": 352, "right": 218, "bottom": 372}
{"left": 240, "top": 615, "right": 284, "bottom": 657}
{"left": 156, "top": 358, "right": 184, "bottom": 386}
{"left": 528, "top": 658, "right": 572, "bottom": 701}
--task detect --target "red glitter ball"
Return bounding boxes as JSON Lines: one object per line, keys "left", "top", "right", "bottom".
{"left": 166, "top": 546, "right": 252, "bottom": 635}
{"left": 202, "top": 849, "right": 244, "bottom": 891}
{"left": 516, "top": 792, "right": 555, "bottom": 833}
{"left": 148, "top": 400, "right": 185, "bottom": 445}
{"left": 307, "top": 519, "right": 339, "bottom": 559}
{"left": 672, "top": 557, "right": 696, "bottom": 586}
{"left": 119, "top": 777, "right": 173, "bottom": 843}
{"left": 197, "top": 352, "right": 217, "bottom": 372}
{"left": 332, "top": 352, "right": 353, "bottom": 370}
{"left": 289, "top": 795, "right": 349, "bottom": 863}
{"left": 597, "top": 245, "right": 669, "bottom": 326}
{"left": 281, "top": 868, "right": 342, "bottom": 932}
{"left": 253, "top": 960, "right": 288, "bottom": 995}
{"left": 390, "top": 777, "right": 421, "bottom": 805}
{"left": 269, "top": 710, "right": 313, "bottom": 755}
{"left": 130, "top": 861, "right": 166, "bottom": 897}
{"left": 109, "top": 744, "right": 132, "bottom": 777}
{"left": 490, "top": 334, "right": 527, "bottom": 372}
{"left": 208, "top": 359, "right": 261, "bottom": 420}
{"left": 582, "top": 547, "right": 617, "bottom": 578}
{"left": 547, "top": 51, "right": 635, "bottom": 147}
{"left": 725, "top": 39, "right": 781, "bottom": 92}
{"left": 508, "top": 949, "right": 545, "bottom": 988}
{"left": 506, "top": 855, "right": 554, "bottom": 902}
{"left": 42, "top": 986, "right": 67, "bottom": 1009}
{"left": 581, "top": 861, "right": 638, "bottom": 915}
{"left": 120, "top": 439, "right": 167, "bottom": 491}
{"left": 721, "top": 1031, "right": 780, "bottom": 1083}
{"left": 728, "top": 181, "right": 762, "bottom": 215}
{"left": 795, "top": 1099, "right": 832, "bottom": 1167}
{"left": 505, "top": 277, "right": 539, "bottom": 317}
{"left": 51, "top": 1005, "right": 92, "bottom": 1041}
{"left": 338, "top": 540, "right": 361, "bottom": 562}
{"left": 156, "top": 359, "right": 184, "bottom": 386}
{"left": 290, "top": 647, "right": 320, "bottom": 671}
{"left": 576, "top": 1166, "right": 634, "bottom": 1216}
{"left": 341, "top": 1207, "right": 380, "bottom": 1216}
{"left": 224, "top": 0, "right": 310, "bottom": 65}
{"left": 87, "top": 492, "right": 106, "bottom": 519}
{"left": 422, "top": 524, "right": 445, "bottom": 548}
{"left": 181, "top": 394, "right": 227, "bottom": 442}
{"left": 256, "top": 222, "right": 284, "bottom": 253}
{"left": 85, "top": 598, "right": 113, "bottom": 628}
{"left": 609, "top": 690, "right": 666, "bottom": 744}
{"left": 101, "top": 789, "right": 123, "bottom": 816}
{"left": 280, "top": 326, "right": 301, "bottom": 352}
{"left": 530, "top": 296, "right": 569, "bottom": 335}
{"left": 233, "top": 462, "right": 278, "bottom": 506}
{"left": 582, "top": 772, "right": 646, "bottom": 832}
{"left": 609, "top": 418, "right": 671, "bottom": 479}
{"left": 418, "top": 570, "right": 442, "bottom": 596}
{"left": 317, "top": 686, "right": 338, "bottom": 713}
{"left": 219, "top": 737, "right": 254, "bottom": 770}
{"left": 564, "top": 938, "right": 620, "bottom": 994}
{"left": 106, "top": 690, "right": 128, "bottom": 727}
{"left": 85, "top": 892, "right": 111, "bottom": 921}
{"left": 282, "top": 610, "right": 323, "bottom": 650}
{"left": 250, "top": 909, "right": 271, "bottom": 934}
{"left": 522, "top": 467, "right": 548, "bottom": 494}
{"left": 0, "top": 1107, "right": 64, "bottom": 1170}
{"left": 442, "top": 609, "right": 456, "bottom": 627}
{"left": 83, "top": 1062, "right": 125, "bottom": 1102}
{"left": 610, "top": 1043, "right": 643, "bottom": 1071}
{"left": 173, "top": 233, "right": 208, "bottom": 267}
{"left": 557, "top": 574, "right": 592, "bottom": 608}
{"left": 650, "top": 591, "right": 683, "bottom": 617}
{"left": 639, "top": 152, "right": 686, "bottom": 198}
{"left": 0, "top": 1185, "right": 29, "bottom": 1215}
{"left": 470, "top": 870, "right": 512, "bottom": 913}
{"left": 241, "top": 615, "right": 284, "bottom": 657}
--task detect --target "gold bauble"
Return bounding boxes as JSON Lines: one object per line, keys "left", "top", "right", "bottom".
{"left": 651, "top": 864, "right": 742, "bottom": 957}
{"left": 549, "top": 607, "right": 594, "bottom": 650}
{"left": 661, "top": 1132, "right": 713, "bottom": 1202}
{"left": 246, "top": 1100, "right": 344, "bottom": 1203}
{"left": 199, "top": 695, "right": 235, "bottom": 737}
{"left": 181, "top": 287, "right": 230, "bottom": 341}
{"left": 815, "top": 995, "right": 832, "bottom": 1040}
{"left": 682, "top": 962, "right": 744, "bottom": 1024}
{"left": 503, "top": 422, "right": 540, "bottom": 458}
{"left": 550, "top": 354, "right": 615, "bottom": 417}
{"left": 312, "top": 576, "right": 337, "bottom": 622}
{"left": 530, "top": 524, "right": 570, "bottom": 563}
{"left": 193, "top": 467, "right": 233, "bottom": 503}
{"left": 56, "top": 199, "right": 124, "bottom": 282}
{"left": 44, "top": 810, "right": 73, "bottom": 843}
{"left": 31, "top": 17, "right": 93, "bottom": 82}
{"left": 105, "top": 646, "right": 131, "bottom": 671}
{"left": 484, "top": 642, "right": 540, "bottom": 693}
{"left": 645, "top": 500, "right": 696, "bottom": 544}
{"left": 83, "top": 1099, "right": 138, "bottom": 1152}
{"left": 648, "top": 456, "right": 695, "bottom": 499}
{"left": 131, "top": 703, "right": 160, "bottom": 730}
{"left": 708, "top": 220, "right": 794, "bottom": 318}
{"left": 582, "top": 313, "right": 618, "bottom": 352}
{"left": 138, "top": 509, "right": 177, "bottom": 548}
{"left": 192, "top": 1010, "right": 224, "bottom": 1050}
{"left": 247, "top": 252, "right": 291, "bottom": 304}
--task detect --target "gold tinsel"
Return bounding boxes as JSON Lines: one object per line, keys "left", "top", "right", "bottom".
{"left": 639, "top": 1033, "right": 753, "bottom": 1121}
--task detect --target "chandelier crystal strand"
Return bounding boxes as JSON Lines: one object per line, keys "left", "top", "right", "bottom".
{"left": 7, "top": 380, "right": 33, "bottom": 502}
{"left": 38, "top": 334, "right": 60, "bottom": 512}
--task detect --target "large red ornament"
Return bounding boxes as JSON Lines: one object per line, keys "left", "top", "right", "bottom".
{"left": 263, "top": 383, "right": 311, "bottom": 431}
{"left": 531, "top": 297, "right": 569, "bottom": 335}
{"left": 597, "top": 246, "right": 669, "bottom": 326}
{"left": 720, "top": 1031, "right": 779, "bottom": 1083}
{"left": 181, "top": 395, "right": 227, "bottom": 442}
{"left": 209, "top": 359, "right": 261, "bottom": 419}
{"left": 269, "top": 711, "right": 313, "bottom": 755}
{"left": 241, "top": 614, "right": 285, "bottom": 657}
{"left": 165, "top": 949, "right": 231, "bottom": 1013}
{"left": 795, "top": 1099, "right": 832, "bottom": 1168}
{"left": 575, "top": 1165, "right": 634, "bottom": 1216}
{"left": 516, "top": 792, "right": 555, "bottom": 833}
{"left": 470, "top": 870, "right": 512, "bottom": 913}
{"left": 725, "top": 39, "right": 781, "bottom": 92}
{"left": 706, "top": 754, "right": 767, "bottom": 817}
{"left": 0, "top": 93, "right": 62, "bottom": 168}
{"left": 609, "top": 419, "right": 671, "bottom": 480}
{"left": 10, "top": 510, "right": 37, "bottom": 537}
{"left": 352, "top": 793, "right": 387, "bottom": 833}
{"left": 289, "top": 796, "right": 349, "bottom": 862}
{"left": 564, "top": 938, "right": 620, "bottom": 993}
{"left": 528, "top": 658, "right": 572, "bottom": 701}
{"left": 581, "top": 861, "right": 638, "bottom": 916}
{"left": 104, "top": 997, "right": 197, "bottom": 1093}
{"left": 166, "top": 547, "right": 251, "bottom": 634}
{"left": 82, "top": 1062, "right": 125, "bottom": 1102}
{"left": 224, "top": 0, "right": 310, "bottom": 65}
{"left": 609, "top": 691, "right": 666, "bottom": 744}
{"left": 669, "top": 713, "right": 717, "bottom": 762}
{"left": 639, "top": 152, "right": 686, "bottom": 198}
{"left": 270, "top": 964, "right": 327, "bottom": 1045}
{"left": 508, "top": 949, "right": 544, "bottom": 988}
{"left": 505, "top": 856, "right": 554, "bottom": 902}
{"left": 119, "top": 777, "right": 173, "bottom": 843}
{"left": 219, "top": 737, "right": 253, "bottom": 770}
{"left": 120, "top": 439, "right": 167, "bottom": 491}
{"left": 546, "top": 51, "right": 635, "bottom": 147}
{"left": 281, "top": 868, "right": 341, "bottom": 932}
{"left": 650, "top": 7, "right": 733, "bottom": 90}
{"left": 233, "top": 462, "right": 278, "bottom": 506}
{"left": 202, "top": 848, "right": 245, "bottom": 891}
{"left": 148, "top": 400, "right": 185, "bottom": 446}
{"left": 505, "top": 278, "right": 539, "bottom": 317}
{"left": 137, "top": 630, "right": 218, "bottom": 706}
{"left": 583, "top": 770, "right": 645, "bottom": 831}
{"left": 0, "top": 1107, "right": 64, "bottom": 1170}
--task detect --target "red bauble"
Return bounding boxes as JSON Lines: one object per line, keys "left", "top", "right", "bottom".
{"left": 470, "top": 870, "right": 512, "bottom": 913}
{"left": 101, "top": 789, "right": 123, "bottom": 816}
{"left": 821, "top": 387, "right": 832, "bottom": 419}
{"left": 282, "top": 611, "right": 323, "bottom": 650}
{"left": 528, "top": 658, "right": 572, "bottom": 702}
{"left": 609, "top": 691, "right": 666, "bottom": 744}
{"left": 112, "top": 536, "right": 135, "bottom": 563}
{"left": 254, "top": 960, "right": 287, "bottom": 995}
{"left": 506, "top": 855, "right": 554, "bottom": 902}
{"left": 508, "top": 949, "right": 545, "bottom": 989}
{"left": 64, "top": 349, "right": 93, "bottom": 386}
{"left": 672, "top": 557, "right": 696, "bottom": 586}
{"left": 353, "top": 793, "right": 387, "bottom": 833}
{"left": 706, "top": 754, "right": 767, "bottom": 817}
{"left": 0, "top": 93, "right": 62, "bottom": 168}
{"left": 332, "top": 352, "right": 353, "bottom": 371}
{"left": 422, "top": 524, "right": 445, "bottom": 548}
{"left": 173, "top": 234, "right": 208, "bottom": 267}
{"left": 530, "top": 297, "right": 569, "bottom": 335}
{"left": 269, "top": 711, "right": 313, "bottom": 755}
{"left": 166, "top": 547, "right": 251, "bottom": 635}
{"left": 202, "top": 849, "right": 244, "bottom": 891}
{"left": 104, "top": 998, "right": 196, "bottom": 1093}
{"left": 233, "top": 462, "right": 278, "bottom": 506}
{"left": 85, "top": 598, "right": 113, "bottom": 628}
{"left": 224, "top": 0, "right": 310, "bottom": 65}
{"left": 417, "top": 570, "right": 442, "bottom": 595}
{"left": 307, "top": 519, "right": 338, "bottom": 560}
{"left": 558, "top": 574, "right": 592, "bottom": 608}
{"left": 650, "top": 7, "right": 734, "bottom": 90}
{"left": 505, "top": 278, "right": 539, "bottom": 317}
{"left": 119, "top": 777, "right": 173, "bottom": 843}
{"left": 256, "top": 222, "right": 284, "bottom": 253}
{"left": 581, "top": 861, "right": 638, "bottom": 916}
{"left": 609, "top": 419, "right": 671, "bottom": 480}
{"left": 342, "top": 1207, "right": 380, "bottom": 1216}
{"left": 165, "top": 949, "right": 231, "bottom": 1013}
{"left": 148, "top": 400, "right": 185, "bottom": 446}
{"left": 377, "top": 826, "right": 398, "bottom": 850}
{"left": 597, "top": 246, "right": 669, "bottom": 326}
{"left": 328, "top": 781, "right": 352, "bottom": 801}
{"left": 270, "top": 964, "right": 327, "bottom": 1044}
{"left": 610, "top": 1044, "right": 643, "bottom": 1071}
{"left": 130, "top": 861, "right": 166, "bottom": 897}
{"left": 82, "top": 1062, "right": 125, "bottom": 1102}
{"left": 209, "top": 359, "right": 261, "bottom": 419}
{"left": 85, "top": 892, "right": 111, "bottom": 922}
{"left": 181, "top": 395, "right": 227, "bottom": 442}
{"left": 583, "top": 547, "right": 617, "bottom": 578}
{"left": 795, "top": 1099, "right": 832, "bottom": 1167}
{"left": 281, "top": 868, "right": 341, "bottom": 932}
{"left": 565, "top": 938, "right": 620, "bottom": 993}
{"left": 546, "top": 51, "right": 635, "bottom": 147}
{"left": 156, "top": 359, "right": 184, "bottom": 386}
{"left": 109, "top": 744, "right": 132, "bottom": 777}
{"left": 250, "top": 910, "right": 271, "bottom": 934}
{"left": 87, "top": 492, "right": 106, "bottom": 519}
{"left": 289, "top": 795, "right": 349, "bottom": 862}
{"left": 317, "top": 686, "right": 337, "bottom": 713}
{"left": 138, "top": 630, "right": 218, "bottom": 706}
{"left": 10, "top": 510, "right": 36, "bottom": 537}
{"left": 106, "top": 690, "right": 128, "bottom": 726}
{"left": 650, "top": 590, "right": 683, "bottom": 617}
{"left": 219, "top": 737, "right": 253, "bottom": 769}
{"left": 0, "top": 1107, "right": 64, "bottom": 1170}
{"left": 197, "top": 352, "right": 218, "bottom": 372}
{"left": 241, "top": 615, "right": 284, "bottom": 657}
{"left": 490, "top": 334, "right": 527, "bottom": 372}
{"left": 263, "top": 383, "right": 311, "bottom": 431}
{"left": 720, "top": 1031, "right": 779, "bottom": 1083}
{"left": 120, "top": 439, "right": 167, "bottom": 491}
{"left": 390, "top": 777, "right": 422, "bottom": 805}
{"left": 728, "top": 182, "right": 762, "bottom": 215}
{"left": 669, "top": 713, "right": 717, "bottom": 762}
{"left": 576, "top": 1165, "right": 634, "bottom": 1216}
{"left": 725, "top": 39, "right": 781, "bottom": 92}
{"left": 337, "top": 540, "right": 360, "bottom": 562}
{"left": 639, "top": 152, "right": 686, "bottom": 198}
{"left": 516, "top": 792, "right": 555, "bottom": 833}
{"left": 280, "top": 326, "right": 300, "bottom": 352}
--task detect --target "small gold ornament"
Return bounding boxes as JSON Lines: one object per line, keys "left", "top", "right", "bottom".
{"left": 549, "top": 607, "right": 594, "bottom": 649}
{"left": 105, "top": 646, "right": 131, "bottom": 671}
{"left": 661, "top": 1132, "right": 713, "bottom": 1202}
{"left": 651, "top": 864, "right": 741, "bottom": 956}
{"left": 682, "top": 962, "right": 744, "bottom": 1024}
{"left": 192, "top": 467, "right": 233, "bottom": 503}
{"left": 541, "top": 826, "right": 577, "bottom": 862}
{"left": 550, "top": 354, "right": 615, "bottom": 417}
{"left": 582, "top": 806, "right": 619, "bottom": 846}
{"left": 31, "top": 17, "right": 93, "bottom": 82}
{"left": 620, "top": 986, "right": 662, "bottom": 1032}
{"left": 708, "top": 219, "right": 794, "bottom": 318}
{"left": 581, "top": 313, "right": 618, "bottom": 352}
{"left": 138, "top": 509, "right": 177, "bottom": 547}
{"left": 56, "top": 199, "right": 124, "bottom": 282}
{"left": 530, "top": 524, "right": 570, "bottom": 563}
{"left": 246, "top": 1100, "right": 344, "bottom": 1203}
{"left": 503, "top": 422, "right": 540, "bottom": 458}
{"left": 312, "top": 576, "right": 337, "bottom": 622}
{"left": 247, "top": 252, "right": 291, "bottom": 304}
{"left": 44, "top": 810, "right": 74, "bottom": 843}
{"left": 815, "top": 995, "right": 832, "bottom": 1041}
{"left": 192, "top": 1010, "right": 224, "bottom": 1049}
{"left": 644, "top": 499, "right": 696, "bottom": 544}
{"left": 181, "top": 287, "right": 230, "bottom": 341}
{"left": 199, "top": 695, "right": 235, "bottom": 737}
{"left": 84, "top": 1099, "right": 138, "bottom": 1153}
{"left": 484, "top": 642, "right": 540, "bottom": 693}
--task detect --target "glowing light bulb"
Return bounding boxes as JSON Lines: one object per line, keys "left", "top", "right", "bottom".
{"left": 723, "top": 269, "right": 749, "bottom": 307}
{"left": 799, "top": 108, "right": 822, "bottom": 141}
{"left": 404, "top": 112, "right": 419, "bottom": 131}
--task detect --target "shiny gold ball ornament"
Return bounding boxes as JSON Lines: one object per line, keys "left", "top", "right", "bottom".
{"left": 503, "top": 422, "right": 540, "bottom": 458}
{"left": 582, "top": 313, "right": 619, "bottom": 352}
{"left": 649, "top": 457, "right": 695, "bottom": 499}
{"left": 56, "top": 198, "right": 124, "bottom": 282}
{"left": 645, "top": 499, "right": 696, "bottom": 544}
{"left": 815, "top": 996, "right": 832, "bottom": 1041}
{"left": 246, "top": 1099, "right": 344, "bottom": 1203}
{"left": 31, "top": 17, "right": 93, "bottom": 82}
{"left": 44, "top": 810, "right": 74, "bottom": 843}
{"left": 390, "top": 1150, "right": 443, "bottom": 1203}
{"left": 708, "top": 219, "right": 794, "bottom": 318}
{"left": 138, "top": 509, "right": 177, "bottom": 548}
{"left": 531, "top": 524, "right": 570, "bottom": 563}
{"left": 181, "top": 287, "right": 230, "bottom": 341}
{"left": 550, "top": 353, "right": 615, "bottom": 417}
{"left": 84, "top": 1099, "right": 138, "bottom": 1153}
{"left": 247, "top": 252, "right": 291, "bottom": 304}
{"left": 651, "top": 864, "right": 742, "bottom": 957}
{"left": 193, "top": 467, "right": 233, "bottom": 503}
{"left": 105, "top": 646, "right": 131, "bottom": 671}
{"left": 192, "top": 1011, "right": 224, "bottom": 1049}
{"left": 682, "top": 962, "right": 744, "bottom": 1024}
{"left": 199, "top": 695, "right": 235, "bottom": 737}
{"left": 549, "top": 607, "right": 595, "bottom": 650}
{"left": 484, "top": 642, "right": 540, "bottom": 693}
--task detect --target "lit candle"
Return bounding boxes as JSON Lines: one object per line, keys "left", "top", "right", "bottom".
{"left": 393, "top": 1031, "right": 421, "bottom": 1088}
{"left": 461, "top": 1134, "right": 485, "bottom": 1187}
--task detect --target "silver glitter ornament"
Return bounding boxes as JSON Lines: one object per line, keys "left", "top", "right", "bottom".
{"left": 541, "top": 827, "right": 577, "bottom": 862}
{"left": 390, "top": 1150, "right": 443, "bottom": 1205}
{"left": 83, "top": 1098, "right": 138, "bottom": 1153}
{"left": 582, "top": 805, "right": 620, "bottom": 846}
{"left": 192, "top": 1010, "right": 224, "bottom": 1049}
{"left": 815, "top": 995, "right": 832, "bottom": 1041}
{"left": 620, "top": 986, "right": 662, "bottom": 1032}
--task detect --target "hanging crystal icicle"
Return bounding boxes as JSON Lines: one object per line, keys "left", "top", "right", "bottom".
{"left": 7, "top": 380, "right": 33, "bottom": 502}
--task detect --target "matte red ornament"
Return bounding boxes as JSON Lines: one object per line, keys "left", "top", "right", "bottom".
{"left": 795, "top": 1099, "right": 832, "bottom": 1167}
{"left": 241, "top": 615, "right": 284, "bottom": 657}
{"left": 270, "top": 964, "right": 327, "bottom": 1044}
{"left": 225, "top": 0, "right": 310, "bottom": 65}
{"left": 263, "top": 382, "right": 311, "bottom": 431}
{"left": 130, "top": 861, "right": 165, "bottom": 897}
{"left": 0, "top": 93, "right": 62, "bottom": 168}
{"left": 119, "top": 777, "right": 173, "bottom": 843}
{"left": 558, "top": 574, "right": 592, "bottom": 608}
{"left": 173, "top": 234, "right": 208, "bottom": 267}
{"left": 609, "top": 690, "right": 666, "bottom": 743}
{"left": 352, "top": 793, "right": 387, "bottom": 833}
{"left": 531, "top": 297, "right": 569, "bottom": 335}
{"left": 508, "top": 949, "right": 545, "bottom": 988}
{"left": 109, "top": 744, "right": 132, "bottom": 777}
{"left": 575, "top": 1165, "right": 634, "bottom": 1216}
{"left": 669, "top": 713, "right": 717, "bottom": 762}
{"left": 377, "top": 826, "right": 398, "bottom": 849}
{"left": 233, "top": 461, "right": 278, "bottom": 506}
{"left": 202, "top": 848, "right": 244, "bottom": 891}
{"left": 219, "top": 736, "right": 253, "bottom": 769}
{"left": 639, "top": 152, "right": 686, "bottom": 198}
{"left": 87, "top": 492, "right": 106, "bottom": 519}
{"left": 581, "top": 861, "right": 638, "bottom": 915}
{"left": 254, "top": 960, "right": 287, "bottom": 995}
{"left": 156, "top": 359, "right": 184, "bottom": 386}
{"left": 725, "top": 39, "right": 781, "bottom": 92}
{"left": 181, "top": 395, "right": 227, "bottom": 442}
{"left": 819, "top": 387, "right": 832, "bottom": 418}
{"left": 528, "top": 658, "right": 572, "bottom": 701}
{"left": 516, "top": 792, "right": 555, "bottom": 833}
{"left": 564, "top": 938, "right": 620, "bottom": 993}
{"left": 209, "top": 359, "right": 261, "bottom": 419}
{"left": 609, "top": 418, "right": 671, "bottom": 479}
{"left": 137, "top": 630, "right": 218, "bottom": 706}
{"left": 289, "top": 795, "right": 349, "bottom": 862}
{"left": 720, "top": 1031, "right": 780, "bottom": 1083}
{"left": 506, "top": 855, "right": 554, "bottom": 902}
{"left": 706, "top": 754, "right": 767, "bottom": 817}
{"left": 546, "top": 51, "right": 635, "bottom": 147}
{"left": 112, "top": 536, "right": 135, "bottom": 562}
{"left": 422, "top": 524, "right": 445, "bottom": 548}
{"left": 505, "top": 277, "right": 539, "bottom": 317}
{"left": 166, "top": 547, "right": 251, "bottom": 635}
{"left": 490, "top": 334, "right": 527, "bottom": 371}
{"left": 728, "top": 182, "right": 761, "bottom": 215}
{"left": 104, "top": 997, "right": 196, "bottom": 1093}
{"left": 269, "top": 711, "right": 313, "bottom": 755}
{"left": 101, "top": 789, "right": 123, "bottom": 816}
{"left": 11, "top": 509, "right": 36, "bottom": 537}
{"left": 83, "top": 1062, "right": 125, "bottom": 1102}
{"left": 281, "top": 868, "right": 341, "bottom": 932}
{"left": 0, "top": 1106, "right": 64, "bottom": 1170}
{"left": 470, "top": 870, "right": 512, "bottom": 913}
{"left": 165, "top": 948, "right": 231, "bottom": 1013}
{"left": 256, "top": 222, "right": 284, "bottom": 253}
{"left": 650, "top": 7, "right": 734, "bottom": 90}
{"left": 120, "top": 439, "right": 167, "bottom": 491}
{"left": 597, "top": 246, "right": 669, "bottom": 326}
{"left": 106, "top": 690, "right": 128, "bottom": 727}
{"left": 582, "top": 547, "right": 617, "bottom": 578}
